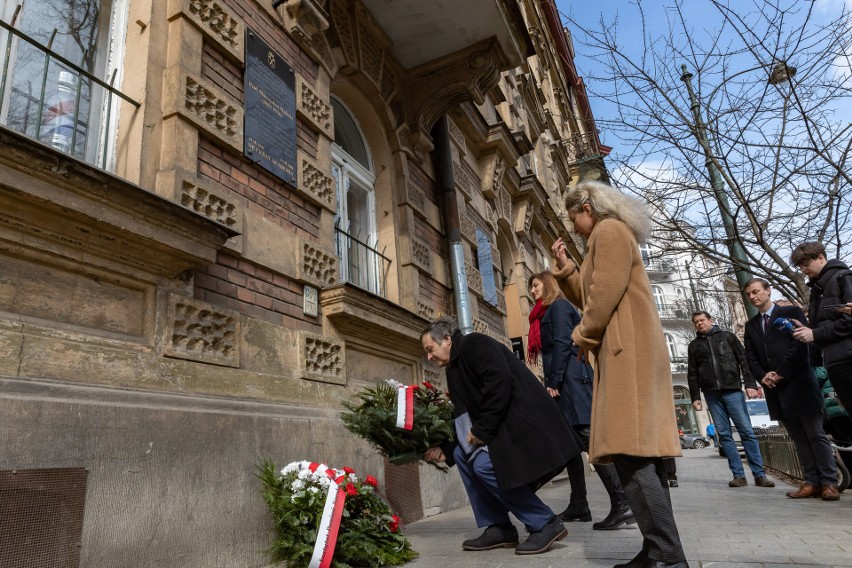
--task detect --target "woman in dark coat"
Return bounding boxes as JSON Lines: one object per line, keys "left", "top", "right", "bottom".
{"left": 528, "top": 271, "right": 634, "bottom": 531}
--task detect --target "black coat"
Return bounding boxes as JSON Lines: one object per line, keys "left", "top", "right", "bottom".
{"left": 541, "top": 299, "right": 593, "bottom": 426}
{"left": 445, "top": 331, "right": 580, "bottom": 490}
{"left": 806, "top": 259, "right": 852, "bottom": 367}
{"left": 687, "top": 327, "right": 757, "bottom": 402}
{"left": 743, "top": 305, "right": 823, "bottom": 419}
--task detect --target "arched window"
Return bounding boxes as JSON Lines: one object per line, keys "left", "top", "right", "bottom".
{"left": 331, "top": 98, "right": 383, "bottom": 296}
{"left": 665, "top": 333, "right": 677, "bottom": 359}
{"left": 638, "top": 243, "right": 652, "bottom": 266}
{"left": 652, "top": 285, "right": 665, "bottom": 310}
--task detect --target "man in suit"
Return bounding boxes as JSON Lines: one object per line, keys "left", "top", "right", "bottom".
{"left": 742, "top": 278, "right": 839, "bottom": 501}
{"left": 421, "top": 317, "right": 579, "bottom": 555}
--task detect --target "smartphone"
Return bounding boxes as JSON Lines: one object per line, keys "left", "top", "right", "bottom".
{"left": 821, "top": 304, "right": 849, "bottom": 310}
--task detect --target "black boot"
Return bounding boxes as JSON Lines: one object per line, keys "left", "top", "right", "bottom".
{"left": 559, "top": 500, "right": 591, "bottom": 522}
{"left": 593, "top": 495, "right": 635, "bottom": 531}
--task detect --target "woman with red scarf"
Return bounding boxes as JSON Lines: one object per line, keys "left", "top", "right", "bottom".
{"left": 528, "top": 271, "right": 634, "bottom": 531}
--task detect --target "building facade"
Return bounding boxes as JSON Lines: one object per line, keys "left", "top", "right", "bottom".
{"left": 0, "top": 0, "right": 608, "bottom": 564}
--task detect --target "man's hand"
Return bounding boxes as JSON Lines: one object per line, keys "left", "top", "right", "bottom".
{"left": 467, "top": 432, "right": 484, "bottom": 447}
{"left": 745, "top": 387, "right": 761, "bottom": 399}
{"left": 791, "top": 319, "right": 815, "bottom": 343}
{"left": 546, "top": 387, "right": 560, "bottom": 398}
{"left": 692, "top": 400, "right": 702, "bottom": 411}
{"left": 761, "top": 372, "right": 783, "bottom": 389}
{"left": 423, "top": 447, "right": 446, "bottom": 463}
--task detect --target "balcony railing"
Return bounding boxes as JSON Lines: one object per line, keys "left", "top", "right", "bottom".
{"left": 645, "top": 259, "right": 677, "bottom": 273}
{"left": 0, "top": 15, "right": 139, "bottom": 172}
{"left": 335, "top": 227, "right": 390, "bottom": 299}
{"left": 657, "top": 303, "right": 691, "bottom": 320}
{"left": 561, "top": 132, "right": 599, "bottom": 163}
{"left": 670, "top": 356, "right": 688, "bottom": 374}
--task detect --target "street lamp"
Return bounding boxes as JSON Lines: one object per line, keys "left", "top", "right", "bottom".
{"left": 679, "top": 62, "right": 796, "bottom": 318}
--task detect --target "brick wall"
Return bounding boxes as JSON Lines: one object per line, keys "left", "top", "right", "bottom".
{"left": 478, "top": 302, "right": 505, "bottom": 336}
{"left": 418, "top": 274, "right": 452, "bottom": 317}
{"left": 194, "top": 252, "right": 322, "bottom": 333}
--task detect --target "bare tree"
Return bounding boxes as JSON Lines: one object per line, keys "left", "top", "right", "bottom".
{"left": 562, "top": 0, "right": 852, "bottom": 303}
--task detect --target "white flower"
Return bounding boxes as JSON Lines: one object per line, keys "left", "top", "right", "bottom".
{"left": 386, "top": 378, "right": 403, "bottom": 389}
{"left": 308, "top": 486, "right": 319, "bottom": 494}
{"left": 290, "top": 479, "right": 306, "bottom": 492}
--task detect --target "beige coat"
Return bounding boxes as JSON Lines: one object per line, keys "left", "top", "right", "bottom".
{"left": 554, "top": 219, "right": 681, "bottom": 463}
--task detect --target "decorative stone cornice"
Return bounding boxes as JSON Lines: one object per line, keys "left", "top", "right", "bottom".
{"left": 320, "top": 284, "right": 428, "bottom": 358}
{"left": 401, "top": 38, "right": 510, "bottom": 155}
{"left": 0, "top": 128, "right": 237, "bottom": 279}
{"left": 480, "top": 152, "right": 506, "bottom": 200}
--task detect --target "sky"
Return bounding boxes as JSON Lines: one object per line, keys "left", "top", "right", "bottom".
{"left": 553, "top": 0, "right": 852, "bottom": 157}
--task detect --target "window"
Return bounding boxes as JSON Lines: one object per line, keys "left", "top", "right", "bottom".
{"left": 665, "top": 333, "right": 677, "bottom": 359}
{"left": 476, "top": 228, "right": 498, "bottom": 307}
{"left": 331, "top": 98, "right": 388, "bottom": 297}
{"left": 652, "top": 285, "right": 665, "bottom": 310}
{"left": 0, "top": 0, "right": 130, "bottom": 170}
{"left": 638, "top": 243, "right": 652, "bottom": 266}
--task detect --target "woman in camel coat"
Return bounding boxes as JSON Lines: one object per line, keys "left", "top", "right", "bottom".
{"left": 552, "top": 180, "right": 687, "bottom": 568}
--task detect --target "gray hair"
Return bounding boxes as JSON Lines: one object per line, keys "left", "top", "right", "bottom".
{"left": 564, "top": 180, "right": 652, "bottom": 243}
{"left": 421, "top": 316, "right": 459, "bottom": 343}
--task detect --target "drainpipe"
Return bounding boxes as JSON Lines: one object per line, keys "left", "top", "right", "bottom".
{"left": 433, "top": 116, "right": 473, "bottom": 334}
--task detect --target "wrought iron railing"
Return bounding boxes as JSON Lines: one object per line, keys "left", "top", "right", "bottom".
{"left": 756, "top": 427, "right": 804, "bottom": 482}
{"left": 0, "top": 13, "right": 139, "bottom": 172}
{"left": 657, "top": 303, "right": 691, "bottom": 320}
{"left": 561, "top": 132, "right": 599, "bottom": 163}
{"left": 670, "top": 356, "right": 688, "bottom": 374}
{"left": 645, "top": 259, "right": 677, "bottom": 273}
{"left": 335, "top": 227, "right": 390, "bottom": 299}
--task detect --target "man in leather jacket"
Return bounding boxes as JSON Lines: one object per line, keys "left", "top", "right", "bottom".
{"left": 687, "top": 311, "right": 775, "bottom": 489}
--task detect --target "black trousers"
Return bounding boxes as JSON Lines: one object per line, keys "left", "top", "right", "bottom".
{"left": 612, "top": 455, "right": 686, "bottom": 563}
{"left": 828, "top": 362, "right": 852, "bottom": 437}
{"left": 566, "top": 426, "right": 626, "bottom": 507}
{"left": 781, "top": 413, "right": 837, "bottom": 486}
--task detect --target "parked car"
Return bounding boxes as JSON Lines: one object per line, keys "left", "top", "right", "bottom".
{"left": 680, "top": 434, "right": 709, "bottom": 449}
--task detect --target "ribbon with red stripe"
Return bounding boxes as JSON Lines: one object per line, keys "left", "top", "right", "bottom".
{"left": 395, "top": 385, "right": 415, "bottom": 430}
{"left": 308, "top": 463, "right": 347, "bottom": 568}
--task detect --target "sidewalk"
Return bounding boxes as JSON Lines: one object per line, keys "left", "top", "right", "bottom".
{"left": 404, "top": 447, "right": 852, "bottom": 567}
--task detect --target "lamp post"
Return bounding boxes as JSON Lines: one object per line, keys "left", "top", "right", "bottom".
{"left": 677, "top": 63, "right": 793, "bottom": 319}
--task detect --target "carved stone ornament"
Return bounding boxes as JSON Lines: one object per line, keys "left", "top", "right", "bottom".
{"left": 486, "top": 202, "right": 498, "bottom": 231}
{"left": 417, "top": 301, "right": 436, "bottom": 320}
{"left": 165, "top": 70, "right": 242, "bottom": 150}
{"left": 422, "top": 365, "right": 445, "bottom": 386}
{"left": 495, "top": 288, "right": 506, "bottom": 314}
{"left": 297, "top": 238, "right": 338, "bottom": 287}
{"left": 405, "top": 180, "right": 426, "bottom": 215}
{"left": 460, "top": 213, "right": 477, "bottom": 244}
{"left": 411, "top": 239, "right": 432, "bottom": 272}
{"left": 481, "top": 153, "right": 506, "bottom": 199}
{"left": 297, "top": 151, "right": 336, "bottom": 211}
{"left": 299, "top": 331, "right": 345, "bottom": 385}
{"left": 447, "top": 118, "right": 466, "bottom": 156}
{"left": 296, "top": 74, "right": 333, "bottom": 138}
{"left": 179, "top": 177, "right": 239, "bottom": 229}
{"left": 164, "top": 295, "right": 240, "bottom": 367}
{"left": 276, "top": 0, "right": 337, "bottom": 75}
{"left": 497, "top": 187, "right": 512, "bottom": 224}
{"left": 465, "top": 260, "right": 484, "bottom": 297}
{"left": 472, "top": 317, "right": 489, "bottom": 335}
{"left": 169, "top": 0, "right": 244, "bottom": 63}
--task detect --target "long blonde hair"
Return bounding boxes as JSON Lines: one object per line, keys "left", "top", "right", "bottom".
{"left": 529, "top": 271, "right": 565, "bottom": 307}
{"left": 565, "top": 180, "right": 651, "bottom": 243}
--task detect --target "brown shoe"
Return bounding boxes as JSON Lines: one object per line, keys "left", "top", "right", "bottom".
{"left": 821, "top": 484, "right": 841, "bottom": 501}
{"left": 754, "top": 476, "right": 775, "bottom": 488}
{"left": 786, "top": 483, "right": 819, "bottom": 498}
{"left": 728, "top": 477, "right": 747, "bottom": 487}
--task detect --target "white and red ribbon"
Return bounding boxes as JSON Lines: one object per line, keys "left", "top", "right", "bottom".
{"left": 395, "top": 385, "right": 415, "bottom": 430}
{"left": 308, "top": 463, "right": 347, "bottom": 568}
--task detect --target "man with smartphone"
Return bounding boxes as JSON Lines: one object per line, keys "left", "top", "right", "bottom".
{"left": 789, "top": 242, "right": 852, "bottom": 440}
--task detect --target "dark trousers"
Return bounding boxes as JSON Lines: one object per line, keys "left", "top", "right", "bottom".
{"left": 453, "top": 445, "right": 554, "bottom": 533}
{"left": 566, "top": 426, "right": 625, "bottom": 507}
{"left": 612, "top": 455, "right": 686, "bottom": 563}
{"left": 781, "top": 413, "right": 837, "bottom": 486}
{"left": 663, "top": 457, "right": 677, "bottom": 481}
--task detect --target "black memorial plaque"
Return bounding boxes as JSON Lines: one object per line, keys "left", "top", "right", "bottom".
{"left": 244, "top": 29, "right": 297, "bottom": 185}
{"left": 510, "top": 337, "right": 525, "bottom": 361}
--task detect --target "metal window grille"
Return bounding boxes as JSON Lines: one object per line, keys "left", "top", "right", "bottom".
{"left": 335, "top": 226, "right": 390, "bottom": 298}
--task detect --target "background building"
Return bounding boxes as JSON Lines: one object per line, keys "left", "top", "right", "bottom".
{"left": 0, "top": 0, "right": 608, "bottom": 564}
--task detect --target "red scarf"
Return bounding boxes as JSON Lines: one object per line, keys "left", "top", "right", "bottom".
{"left": 527, "top": 299, "right": 547, "bottom": 364}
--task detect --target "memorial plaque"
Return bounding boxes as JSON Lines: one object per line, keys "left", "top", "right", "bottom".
{"left": 244, "top": 29, "right": 297, "bottom": 185}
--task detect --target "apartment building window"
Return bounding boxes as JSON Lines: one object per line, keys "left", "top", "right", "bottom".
{"left": 638, "top": 243, "right": 652, "bottom": 266}
{"left": 0, "top": 0, "right": 131, "bottom": 171}
{"left": 331, "top": 97, "right": 388, "bottom": 297}
{"left": 652, "top": 285, "right": 665, "bottom": 310}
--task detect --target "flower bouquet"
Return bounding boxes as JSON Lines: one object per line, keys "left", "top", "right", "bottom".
{"left": 257, "top": 459, "right": 417, "bottom": 568}
{"left": 340, "top": 380, "right": 455, "bottom": 469}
